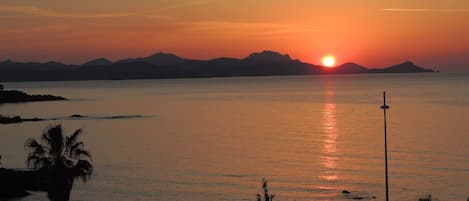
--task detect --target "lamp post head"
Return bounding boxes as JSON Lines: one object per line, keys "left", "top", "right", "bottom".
{"left": 381, "top": 91, "right": 390, "bottom": 110}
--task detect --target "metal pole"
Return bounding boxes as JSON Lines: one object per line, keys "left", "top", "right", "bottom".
{"left": 381, "top": 91, "right": 390, "bottom": 201}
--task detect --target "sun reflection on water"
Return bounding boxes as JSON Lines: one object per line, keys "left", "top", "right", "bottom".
{"left": 320, "top": 93, "right": 339, "bottom": 182}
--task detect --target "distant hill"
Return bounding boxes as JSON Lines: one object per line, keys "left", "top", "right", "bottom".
{"left": 82, "top": 58, "right": 112, "bottom": 66}
{"left": 244, "top": 50, "right": 294, "bottom": 64}
{"left": 0, "top": 51, "right": 435, "bottom": 82}
{"left": 369, "top": 61, "right": 434, "bottom": 73}
{"left": 116, "top": 52, "right": 186, "bottom": 66}
{"left": 322, "top": 62, "right": 369, "bottom": 74}
{"left": 0, "top": 60, "right": 71, "bottom": 71}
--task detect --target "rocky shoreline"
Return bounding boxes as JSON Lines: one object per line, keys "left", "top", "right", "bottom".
{"left": 0, "top": 115, "right": 45, "bottom": 124}
{"left": 0, "top": 168, "right": 47, "bottom": 198}
{"left": 0, "top": 114, "right": 148, "bottom": 124}
{"left": 0, "top": 90, "right": 66, "bottom": 104}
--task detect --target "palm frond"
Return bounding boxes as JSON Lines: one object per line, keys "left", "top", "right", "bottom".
{"left": 41, "top": 125, "right": 65, "bottom": 156}
{"left": 75, "top": 160, "right": 93, "bottom": 172}
{"left": 26, "top": 124, "right": 94, "bottom": 190}
{"left": 69, "top": 142, "right": 84, "bottom": 158}
{"left": 73, "top": 148, "right": 92, "bottom": 161}
{"left": 63, "top": 157, "right": 75, "bottom": 168}
{"left": 66, "top": 129, "right": 82, "bottom": 149}
{"left": 25, "top": 138, "right": 49, "bottom": 155}
{"left": 40, "top": 126, "right": 54, "bottom": 146}
{"left": 27, "top": 154, "right": 52, "bottom": 169}
{"left": 26, "top": 154, "right": 39, "bottom": 168}
{"left": 36, "top": 157, "right": 52, "bottom": 169}
{"left": 73, "top": 160, "right": 93, "bottom": 182}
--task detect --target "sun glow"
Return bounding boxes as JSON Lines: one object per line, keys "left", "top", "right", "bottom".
{"left": 321, "top": 55, "right": 336, "bottom": 67}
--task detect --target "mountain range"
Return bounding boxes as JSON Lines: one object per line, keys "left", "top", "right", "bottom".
{"left": 0, "top": 50, "right": 435, "bottom": 82}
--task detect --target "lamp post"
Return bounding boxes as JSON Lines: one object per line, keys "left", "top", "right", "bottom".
{"left": 380, "top": 91, "right": 390, "bottom": 201}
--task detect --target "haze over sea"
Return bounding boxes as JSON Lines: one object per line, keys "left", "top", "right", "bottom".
{"left": 1, "top": 73, "right": 468, "bottom": 201}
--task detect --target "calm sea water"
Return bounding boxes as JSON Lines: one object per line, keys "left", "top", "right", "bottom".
{"left": 1, "top": 73, "right": 468, "bottom": 201}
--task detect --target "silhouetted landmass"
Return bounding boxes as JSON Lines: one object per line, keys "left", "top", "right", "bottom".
{"left": 0, "top": 168, "right": 48, "bottom": 198}
{"left": 0, "top": 51, "right": 435, "bottom": 82}
{"left": 0, "top": 115, "right": 44, "bottom": 124}
{"left": 116, "top": 52, "right": 187, "bottom": 66}
{"left": 0, "top": 90, "right": 66, "bottom": 103}
{"left": 323, "top": 62, "right": 369, "bottom": 74}
{"left": 70, "top": 114, "right": 86, "bottom": 118}
{"left": 66, "top": 114, "right": 146, "bottom": 120}
{"left": 0, "top": 114, "right": 147, "bottom": 124}
{"left": 369, "top": 61, "right": 434, "bottom": 73}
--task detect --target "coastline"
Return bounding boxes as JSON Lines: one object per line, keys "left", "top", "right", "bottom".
{"left": 0, "top": 70, "right": 437, "bottom": 83}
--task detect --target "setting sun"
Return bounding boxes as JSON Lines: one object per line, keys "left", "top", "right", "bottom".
{"left": 321, "top": 56, "right": 336, "bottom": 67}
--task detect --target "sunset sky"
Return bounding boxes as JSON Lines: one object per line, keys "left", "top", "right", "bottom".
{"left": 0, "top": 0, "right": 468, "bottom": 71}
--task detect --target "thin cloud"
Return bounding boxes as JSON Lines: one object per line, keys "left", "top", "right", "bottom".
{"left": 183, "top": 20, "right": 326, "bottom": 40}
{"left": 383, "top": 8, "right": 469, "bottom": 12}
{"left": 0, "top": 5, "right": 171, "bottom": 19}
{"left": 190, "top": 21, "right": 324, "bottom": 32}
{"left": 161, "top": 0, "right": 212, "bottom": 10}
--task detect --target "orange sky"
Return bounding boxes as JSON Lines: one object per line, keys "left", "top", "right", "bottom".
{"left": 0, "top": 0, "right": 468, "bottom": 71}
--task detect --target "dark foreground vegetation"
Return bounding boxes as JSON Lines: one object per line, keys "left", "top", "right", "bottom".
{"left": 0, "top": 168, "right": 48, "bottom": 197}
{"left": 257, "top": 178, "right": 275, "bottom": 201}
{"left": 0, "top": 125, "right": 93, "bottom": 201}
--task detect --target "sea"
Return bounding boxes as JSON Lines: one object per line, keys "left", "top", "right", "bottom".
{"left": 1, "top": 73, "right": 468, "bottom": 201}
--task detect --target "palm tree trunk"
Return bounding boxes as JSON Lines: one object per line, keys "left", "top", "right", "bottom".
{"left": 47, "top": 169, "right": 73, "bottom": 201}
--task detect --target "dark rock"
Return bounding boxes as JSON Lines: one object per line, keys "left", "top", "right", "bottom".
{"left": 0, "top": 115, "right": 23, "bottom": 124}
{"left": 107, "top": 115, "right": 143, "bottom": 119}
{"left": 29, "top": 117, "right": 44, "bottom": 121}
{"left": 342, "top": 190, "right": 351, "bottom": 194}
{"left": 70, "top": 114, "right": 86, "bottom": 118}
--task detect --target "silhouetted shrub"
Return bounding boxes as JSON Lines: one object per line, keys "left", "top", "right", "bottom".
{"left": 256, "top": 178, "right": 275, "bottom": 201}
{"left": 418, "top": 195, "right": 432, "bottom": 201}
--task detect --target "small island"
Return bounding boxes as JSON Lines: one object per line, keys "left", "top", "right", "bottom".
{"left": 0, "top": 84, "right": 66, "bottom": 104}
{"left": 0, "top": 85, "right": 66, "bottom": 124}
{"left": 0, "top": 114, "right": 147, "bottom": 124}
{"left": 0, "top": 115, "right": 44, "bottom": 124}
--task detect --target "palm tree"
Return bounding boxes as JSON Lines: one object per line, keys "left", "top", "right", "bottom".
{"left": 25, "top": 124, "right": 93, "bottom": 201}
